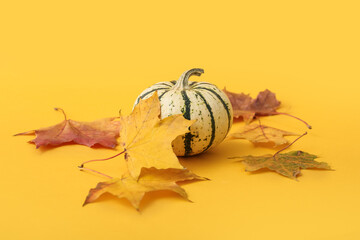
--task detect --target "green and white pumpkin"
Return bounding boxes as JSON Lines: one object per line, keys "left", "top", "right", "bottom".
{"left": 134, "top": 68, "right": 233, "bottom": 156}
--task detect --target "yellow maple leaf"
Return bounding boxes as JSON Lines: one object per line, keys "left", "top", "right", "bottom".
{"left": 119, "top": 92, "right": 196, "bottom": 179}
{"left": 83, "top": 168, "right": 206, "bottom": 210}
{"left": 230, "top": 123, "right": 299, "bottom": 146}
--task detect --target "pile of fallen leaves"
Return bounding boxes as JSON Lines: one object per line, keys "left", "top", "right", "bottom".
{"left": 15, "top": 89, "right": 332, "bottom": 211}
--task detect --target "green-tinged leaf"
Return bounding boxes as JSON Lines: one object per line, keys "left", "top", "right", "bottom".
{"left": 231, "top": 151, "right": 332, "bottom": 180}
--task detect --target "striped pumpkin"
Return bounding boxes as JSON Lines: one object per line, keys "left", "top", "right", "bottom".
{"left": 134, "top": 68, "right": 233, "bottom": 156}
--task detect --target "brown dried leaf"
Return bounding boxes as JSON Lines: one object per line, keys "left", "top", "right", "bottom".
{"left": 230, "top": 123, "right": 299, "bottom": 146}
{"left": 223, "top": 88, "right": 281, "bottom": 123}
{"left": 15, "top": 108, "right": 120, "bottom": 148}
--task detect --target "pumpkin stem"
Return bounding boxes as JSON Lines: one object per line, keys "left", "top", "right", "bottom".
{"left": 174, "top": 68, "right": 204, "bottom": 90}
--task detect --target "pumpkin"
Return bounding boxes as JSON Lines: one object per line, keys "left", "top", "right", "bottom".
{"left": 134, "top": 68, "right": 233, "bottom": 156}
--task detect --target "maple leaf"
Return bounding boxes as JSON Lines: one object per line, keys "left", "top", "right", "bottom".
{"left": 223, "top": 88, "right": 280, "bottom": 123}
{"left": 232, "top": 151, "right": 332, "bottom": 180}
{"left": 230, "top": 123, "right": 299, "bottom": 146}
{"left": 83, "top": 168, "right": 206, "bottom": 210}
{"left": 14, "top": 108, "right": 120, "bottom": 148}
{"left": 230, "top": 132, "right": 333, "bottom": 180}
{"left": 223, "top": 88, "right": 312, "bottom": 129}
{"left": 118, "top": 92, "right": 196, "bottom": 179}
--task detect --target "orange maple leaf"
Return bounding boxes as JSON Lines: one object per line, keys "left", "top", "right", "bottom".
{"left": 15, "top": 108, "right": 120, "bottom": 148}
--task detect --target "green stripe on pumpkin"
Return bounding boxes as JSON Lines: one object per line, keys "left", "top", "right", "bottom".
{"left": 154, "top": 82, "right": 172, "bottom": 88}
{"left": 195, "top": 91, "right": 216, "bottom": 152}
{"left": 195, "top": 87, "right": 231, "bottom": 134}
{"left": 136, "top": 87, "right": 168, "bottom": 104}
{"left": 158, "top": 90, "right": 169, "bottom": 100}
{"left": 181, "top": 90, "right": 193, "bottom": 156}
{"left": 189, "top": 81, "right": 197, "bottom": 87}
{"left": 191, "top": 82, "right": 213, "bottom": 87}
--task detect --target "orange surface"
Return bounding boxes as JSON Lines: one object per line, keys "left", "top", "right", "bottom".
{"left": 1, "top": 1, "right": 359, "bottom": 239}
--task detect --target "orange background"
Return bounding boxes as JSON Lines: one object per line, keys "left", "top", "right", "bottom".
{"left": 1, "top": 1, "right": 359, "bottom": 239}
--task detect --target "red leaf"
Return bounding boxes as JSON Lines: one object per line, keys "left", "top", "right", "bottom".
{"left": 223, "top": 88, "right": 281, "bottom": 123}
{"left": 15, "top": 108, "right": 120, "bottom": 148}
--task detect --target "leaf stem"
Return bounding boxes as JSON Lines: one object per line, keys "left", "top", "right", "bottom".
{"left": 78, "top": 166, "right": 113, "bottom": 179}
{"left": 54, "top": 107, "right": 67, "bottom": 120}
{"left": 80, "top": 150, "right": 126, "bottom": 168}
{"left": 273, "top": 111, "right": 312, "bottom": 129}
{"left": 257, "top": 118, "right": 269, "bottom": 140}
{"left": 13, "top": 130, "right": 35, "bottom": 136}
{"left": 273, "top": 132, "right": 307, "bottom": 159}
